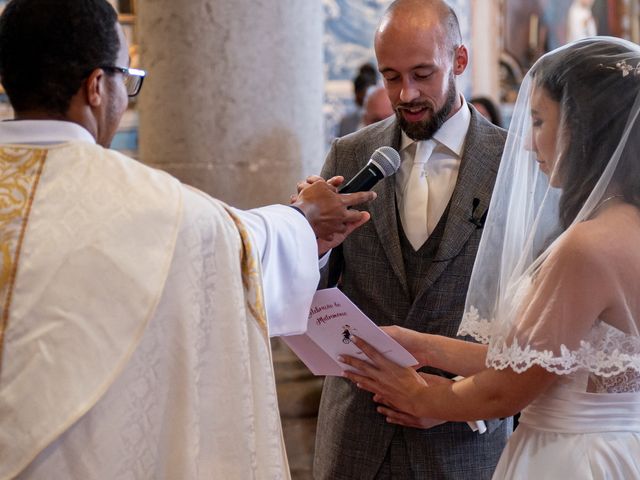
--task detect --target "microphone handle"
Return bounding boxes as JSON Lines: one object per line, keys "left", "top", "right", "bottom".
{"left": 338, "top": 165, "right": 384, "bottom": 193}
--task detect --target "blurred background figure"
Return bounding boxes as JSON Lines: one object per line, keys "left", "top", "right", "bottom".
{"left": 362, "top": 85, "right": 394, "bottom": 127}
{"left": 357, "top": 62, "right": 378, "bottom": 85}
{"left": 470, "top": 96, "right": 503, "bottom": 128}
{"left": 337, "top": 62, "right": 378, "bottom": 136}
{"left": 566, "top": 0, "right": 596, "bottom": 42}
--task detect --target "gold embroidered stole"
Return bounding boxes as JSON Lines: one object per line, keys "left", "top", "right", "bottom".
{"left": 0, "top": 147, "right": 47, "bottom": 369}
{"left": 224, "top": 207, "right": 269, "bottom": 337}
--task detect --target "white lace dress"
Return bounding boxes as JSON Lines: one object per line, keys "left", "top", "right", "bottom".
{"left": 492, "top": 326, "right": 640, "bottom": 479}
{"left": 459, "top": 208, "right": 640, "bottom": 479}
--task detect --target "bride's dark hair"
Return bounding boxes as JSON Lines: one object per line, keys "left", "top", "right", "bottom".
{"left": 531, "top": 39, "right": 640, "bottom": 228}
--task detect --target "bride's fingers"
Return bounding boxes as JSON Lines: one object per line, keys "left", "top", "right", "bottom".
{"left": 377, "top": 405, "right": 412, "bottom": 423}
{"left": 338, "top": 353, "right": 378, "bottom": 376}
{"left": 377, "top": 405, "right": 432, "bottom": 428}
{"left": 343, "top": 370, "right": 381, "bottom": 395}
{"left": 373, "top": 394, "right": 395, "bottom": 408}
{"left": 351, "top": 336, "right": 395, "bottom": 369}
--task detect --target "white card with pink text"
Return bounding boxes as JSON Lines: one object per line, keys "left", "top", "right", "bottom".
{"left": 281, "top": 288, "right": 418, "bottom": 376}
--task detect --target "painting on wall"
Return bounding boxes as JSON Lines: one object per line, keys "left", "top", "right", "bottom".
{"left": 323, "top": 0, "right": 391, "bottom": 146}
{"left": 500, "top": 0, "right": 640, "bottom": 103}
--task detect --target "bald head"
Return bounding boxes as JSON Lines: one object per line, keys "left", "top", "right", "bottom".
{"left": 373, "top": 0, "right": 467, "bottom": 140}
{"left": 377, "top": 0, "right": 461, "bottom": 53}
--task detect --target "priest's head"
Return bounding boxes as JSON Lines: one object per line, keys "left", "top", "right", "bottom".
{"left": 0, "top": 0, "right": 144, "bottom": 147}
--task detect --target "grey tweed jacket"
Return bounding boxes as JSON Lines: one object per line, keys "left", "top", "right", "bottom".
{"left": 313, "top": 106, "right": 511, "bottom": 480}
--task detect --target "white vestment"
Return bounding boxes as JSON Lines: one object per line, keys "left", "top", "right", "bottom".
{"left": 0, "top": 121, "right": 319, "bottom": 479}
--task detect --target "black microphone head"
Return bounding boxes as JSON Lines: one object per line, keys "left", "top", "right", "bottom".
{"left": 369, "top": 146, "right": 401, "bottom": 177}
{"left": 338, "top": 145, "right": 401, "bottom": 194}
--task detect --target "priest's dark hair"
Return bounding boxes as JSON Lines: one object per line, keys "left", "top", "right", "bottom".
{"left": 0, "top": 0, "right": 119, "bottom": 115}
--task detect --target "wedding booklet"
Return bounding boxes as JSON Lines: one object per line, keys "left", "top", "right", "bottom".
{"left": 280, "top": 287, "right": 418, "bottom": 376}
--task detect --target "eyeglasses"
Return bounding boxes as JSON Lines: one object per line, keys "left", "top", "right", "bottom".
{"left": 100, "top": 66, "right": 146, "bottom": 97}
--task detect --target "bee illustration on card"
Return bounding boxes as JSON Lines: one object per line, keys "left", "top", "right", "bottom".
{"left": 341, "top": 324, "right": 358, "bottom": 344}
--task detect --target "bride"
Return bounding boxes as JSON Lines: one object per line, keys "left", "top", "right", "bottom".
{"left": 339, "top": 37, "right": 640, "bottom": 477}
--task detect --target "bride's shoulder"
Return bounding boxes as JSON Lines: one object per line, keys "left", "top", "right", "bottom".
{"left": 550, "top": 221, "right": 610, "bottom": 268}
{"left": 553, "top": 210, "right": 637, "bottom": 268}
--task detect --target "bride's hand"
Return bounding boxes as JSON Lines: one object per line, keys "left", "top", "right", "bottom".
{"left": 381, "top": 325, "right": 431, "bottom": 367}
{"left": 375, "top": 406, "right": 445, "bottom": 429}
{"left": 373, "top": 373, "right": 451, "bottom": 429}
{"left": 340, "top": 336, "right": 430, "bottom": 418}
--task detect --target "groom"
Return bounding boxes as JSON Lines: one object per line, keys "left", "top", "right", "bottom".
{"left": 314, "top": 0, "right": 512, "bottom": 478}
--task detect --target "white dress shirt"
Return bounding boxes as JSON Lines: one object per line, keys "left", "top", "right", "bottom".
{"left": 396, "top": 96, "right": 471, "bottom": 239}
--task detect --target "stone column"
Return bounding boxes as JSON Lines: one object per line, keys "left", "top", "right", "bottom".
{"left": 136, "top": 0, "right": 324, "bottom": 209}
{"left": 136, "top": 2, "right": 325, "bottom": 479}
{"left": 470, "top": 0, "right": 500, "bottom": 101}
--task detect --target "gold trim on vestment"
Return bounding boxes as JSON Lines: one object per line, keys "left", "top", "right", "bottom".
{"left": 0, "top": 143, "right": 185, "bottom": 480}
{"left": 0, "top": 147, "right": 47, "bottom": 371}
{"left": 224, "top": 207, "right": 268, "bottom": 337}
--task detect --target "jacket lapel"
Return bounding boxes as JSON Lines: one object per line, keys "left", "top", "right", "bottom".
{"left": 364, "top": 121, "right": 410, "bottom": 296}
{"left": 413, "top": 109, "right": 503, "bottom": 301}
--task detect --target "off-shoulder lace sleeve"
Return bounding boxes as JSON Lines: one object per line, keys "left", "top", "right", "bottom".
{"left": 460, "top": 227, "right": 640, "bottom": 378}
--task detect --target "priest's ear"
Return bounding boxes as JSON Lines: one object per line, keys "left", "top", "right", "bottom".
{"left": 83, "top": 68, "right": 106, "bottom": 108}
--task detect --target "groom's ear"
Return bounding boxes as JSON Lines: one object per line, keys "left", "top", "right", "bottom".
{"left": 453, "top": 45, "right": 469, "bottom": 75}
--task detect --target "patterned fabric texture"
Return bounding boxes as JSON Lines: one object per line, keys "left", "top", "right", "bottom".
{"left": 314, "top": 108, "right": 512, "bottom": 480}
{"left": 0, "top": 142, "right": 289, "bottom": 479}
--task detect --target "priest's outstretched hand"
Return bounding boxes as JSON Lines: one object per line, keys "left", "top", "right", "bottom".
{"left": 291, "top": 176, "right": 376, "bottom": 253}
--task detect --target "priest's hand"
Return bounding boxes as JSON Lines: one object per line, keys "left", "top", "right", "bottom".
{"left": 291, "top": 176, "right": 375, "bottom": 253}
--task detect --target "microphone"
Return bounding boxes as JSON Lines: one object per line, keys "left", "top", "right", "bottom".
{"left": 469, "top": 197, "right": 487, "bottom": 229}
{"left": 338, "top": 146, "right": 401, "bottom": 193}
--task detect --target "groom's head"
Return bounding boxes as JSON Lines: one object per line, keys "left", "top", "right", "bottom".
{"left": 374, "top": 0, "right": 468, "bottom": 141}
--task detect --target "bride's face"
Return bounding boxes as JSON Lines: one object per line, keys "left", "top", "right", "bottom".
{"left": 530, "top": 86, "right": 562, "bottom": 186}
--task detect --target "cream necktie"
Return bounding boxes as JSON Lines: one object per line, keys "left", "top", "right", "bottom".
{"left": 402, "top": 139, "right": 436, "bottom": 250}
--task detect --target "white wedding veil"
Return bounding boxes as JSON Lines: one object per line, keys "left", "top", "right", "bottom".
{"left": 459, "top": 37, "right": 640, "bottom": 382}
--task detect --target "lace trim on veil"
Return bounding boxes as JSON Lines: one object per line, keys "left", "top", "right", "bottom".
{"left": 459, "top": 307, "right": 640, "bottom": 377}
{"left": 458, "top": 307, "right": 494, "bottom": 344}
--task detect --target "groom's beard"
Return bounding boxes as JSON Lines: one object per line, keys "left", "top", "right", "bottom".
{"left": 396, "top": 73, "right": 457, "bottom": 141}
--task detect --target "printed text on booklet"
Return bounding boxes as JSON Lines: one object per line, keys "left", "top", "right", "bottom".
{"left": 281, "top": 288, "right": 417, "bottom": 376}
